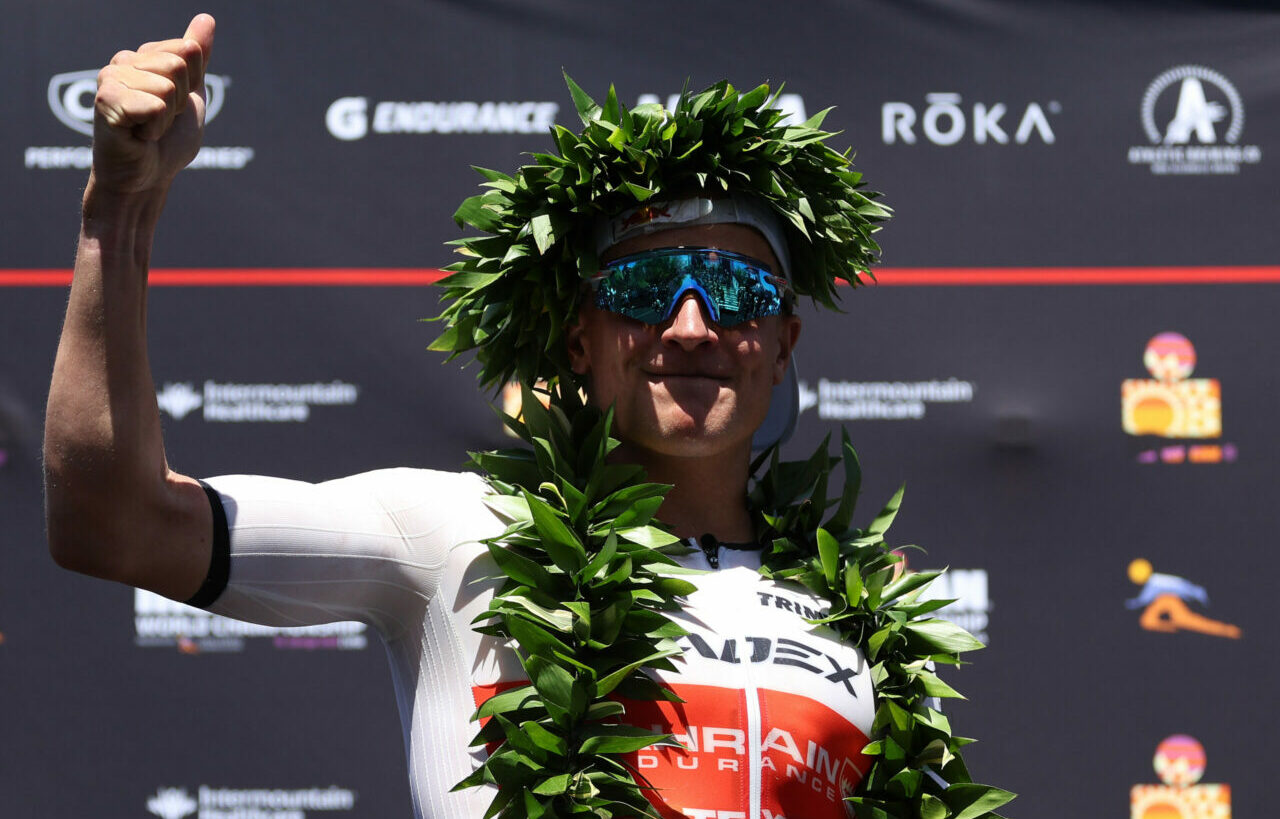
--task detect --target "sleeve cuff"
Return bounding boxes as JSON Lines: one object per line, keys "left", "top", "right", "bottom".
{"left": 184, "top": 480, "right": 231, "bottom": 608}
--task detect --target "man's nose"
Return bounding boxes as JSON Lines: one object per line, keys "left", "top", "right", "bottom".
{"left": 661, "top": 292, "right": 718, "bottom": 349}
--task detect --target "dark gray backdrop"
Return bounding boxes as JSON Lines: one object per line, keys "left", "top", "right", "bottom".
{"left": 3, "top": 1, "right": 1275, "bottom": 817}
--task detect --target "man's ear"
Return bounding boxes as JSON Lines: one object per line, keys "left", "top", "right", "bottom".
{"left": 566, "top": 311, "right": 591, "bottom": 376}
{"left": 773, "top": 315, "right": 802, "bottom": 385}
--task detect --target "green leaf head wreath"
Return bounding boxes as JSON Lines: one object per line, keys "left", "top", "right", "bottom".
{"left": 430, "top": 76, "right": 891, "bottom": 390}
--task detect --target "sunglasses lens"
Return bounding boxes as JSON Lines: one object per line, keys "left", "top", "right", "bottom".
{"left": 593, "top": 249, "right": 787, "bottom": 326}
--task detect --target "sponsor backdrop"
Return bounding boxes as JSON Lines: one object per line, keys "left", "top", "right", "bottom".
{"left": 2, "top": 1, "right": 1275, "bottom": 817}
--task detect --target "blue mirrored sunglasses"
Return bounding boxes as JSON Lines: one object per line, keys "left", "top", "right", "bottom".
{"left": 590, "top": 247, "right": 793, "bottom": 327}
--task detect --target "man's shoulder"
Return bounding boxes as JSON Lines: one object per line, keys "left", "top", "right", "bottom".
{"left": 318, "top": 466, "right": 492, "bottom": 507}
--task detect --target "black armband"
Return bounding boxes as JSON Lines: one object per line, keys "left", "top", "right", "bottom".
{"left": 184, "top": 481, "right": 230, "bottom": 608}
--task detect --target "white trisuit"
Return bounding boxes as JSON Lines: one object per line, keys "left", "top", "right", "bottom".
{"left": 201, "top": 468, "right": 875, "bottom": 819}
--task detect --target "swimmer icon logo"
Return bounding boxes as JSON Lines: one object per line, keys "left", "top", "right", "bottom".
{"left": 1125, "top": 559, "right": 1241, "bottom": 639}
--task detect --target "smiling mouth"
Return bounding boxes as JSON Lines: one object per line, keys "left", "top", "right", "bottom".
{"left": 644, "top": 371, "right": 728, "bottom": 381}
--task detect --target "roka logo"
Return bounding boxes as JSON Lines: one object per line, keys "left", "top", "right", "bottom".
{"left": 47, "top": 71, "right": 229, "bottom": 136}
{"left": 882, "top": 93, "right": 1059, "bottom": 146}
{"left": 147, "top": 787, "right": 197, "bottom": 819}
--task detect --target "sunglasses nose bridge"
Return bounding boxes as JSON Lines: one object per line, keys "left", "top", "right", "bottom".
{"left": 663, "top": 276, "right": 721, "bottom": 325}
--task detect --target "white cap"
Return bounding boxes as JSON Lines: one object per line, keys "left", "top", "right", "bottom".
{"left": 595, "top": 194, "right": 791, "bottom": 277}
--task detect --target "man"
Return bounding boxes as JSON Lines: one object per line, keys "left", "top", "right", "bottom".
{"left": 46, "top": 13, "right": 1005, "bottom": 819}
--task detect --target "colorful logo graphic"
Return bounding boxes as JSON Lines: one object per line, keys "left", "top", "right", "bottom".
{"left": 1126, "top": 559, "right": 1240, "bottom": 639}
{"left": 1122, "top": 333, "right": 1235, "bottom": 464}
{"left": 1131, "top": 735, "right": 1231, "bottom": 818}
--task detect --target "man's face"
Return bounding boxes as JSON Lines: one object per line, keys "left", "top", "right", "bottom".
{"left": 567, "top": 223, "right": 802, "bottom": 460}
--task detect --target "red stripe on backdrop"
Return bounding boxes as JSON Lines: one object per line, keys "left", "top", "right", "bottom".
{"left": 2, "top": 267, "right": 1280, "bottom": 287}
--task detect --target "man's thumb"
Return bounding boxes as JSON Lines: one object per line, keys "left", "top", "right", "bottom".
{"left": 183, "top": 13, "right": 216, "bottom": 66}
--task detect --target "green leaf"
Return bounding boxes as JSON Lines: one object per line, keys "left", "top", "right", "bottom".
{"left": 486, "top": 542, "right": 553, "bottom": 590}
{"left": 946, "top": 785, "right": 1017, "bottom": 819}
{"left": 563, "top": 71, "right": 600, "bottom": 124}
{"left": 616, "top": 526, "right": 680, "bottom": 548}
{"left": 578, "top": 724, "right": 668, "bottom": 755}
{"left": 817, "top": 527, "right": 839, "bottom": 587}
{"left": 522, "top": 489, "right": 587, "bottom": 573}
{"left": 869, "top": 484, "right": 905, "bottom": 536}
{"left": 903, "top": 620, "right": 985, "bottom": 654}
{"left": 920, "top": 793, "right": 948, "bottom": 819}
{"left": 506, "top": 613, "right": 574, "bottom": 660}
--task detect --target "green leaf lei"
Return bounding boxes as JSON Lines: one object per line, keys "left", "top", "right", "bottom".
{"left": 458, "top": 382, "right": 1013, "bottom": 819}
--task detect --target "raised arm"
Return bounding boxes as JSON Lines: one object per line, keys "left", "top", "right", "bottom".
{"left": 44, "top": 14, "right": 218, "bottom": 601}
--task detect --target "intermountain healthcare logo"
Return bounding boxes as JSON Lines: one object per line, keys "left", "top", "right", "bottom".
{"left": 27, "top": 71, "right": 253, "bottom": 170}
{"left": 1128, "top": 65, "right": 1262, "bottom": 175}
{"left": 1126, "top": 559, "right": 1240, "bottom": 639}
{"left": 147, "top": 786, "right": 356, "bottom": 819}
{"left": 156, "top": 380, "right": 359, "bottom": 423}
{"left": 798, "top": 378, "right": 974, "bottom": 421}
{"left": 1131, "top": 735, "right": 1230, "bottom": 818}
{"left": 1122, "top": 333, "right": 1235, "bottom": 464}
{"left": 134, "top": 589, "right": 368, "bottom": 653}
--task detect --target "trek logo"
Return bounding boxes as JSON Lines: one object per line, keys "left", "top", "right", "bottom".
{"left": 882, "top": 93, "right": 1060, "bottom": 145}
{"left": 1128, "top": 65, "right": 1262, "bottom": 175}
{"left": 147, "top": 788, "right": 197, "bottom": 819}
{"left": 1131, "top": 735, "right": 1231, "bottom": 818}
{"left": 682, "top": 634, "right": 864, "bottom": 697}
{"left": 798, "top": 378, "right": 974, "bottom": 421}
{"left": 1121, "top": 332, "right": 1236, "bottom": 464}
{"left": 326, "top": 96, "right": 558, "bottom": 140}
{"left": 28, "top": 71, "right": 252, "bottom": 170}
{"left": 1126, "top": 559, "right": 1241, "bottom": 639}
{"left": 156, "top": 380, "right": 359, "bottom": 423}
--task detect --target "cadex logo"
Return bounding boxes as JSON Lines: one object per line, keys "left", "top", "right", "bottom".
{"left": 1131, "top": 735, "right": 1231, "bottom": 819}
{"left": 28, "top": 71, "right": 252, "bottom": 170}
{"left": 1128, "top": 65, "right": 1262, "bottom": 175}
{"left": 47, "top": 70, "right": 229, "bottom": 137}
{"left": 1125, "top": 558, "right": 1240, "bottom": 639}
{"left": 1121, "top": 332, "right": 1236, "bottom": 464}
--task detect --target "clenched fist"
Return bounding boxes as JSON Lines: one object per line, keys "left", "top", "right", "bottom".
{"left": 91, "top": 14, "right": 215, "bottom": 195}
